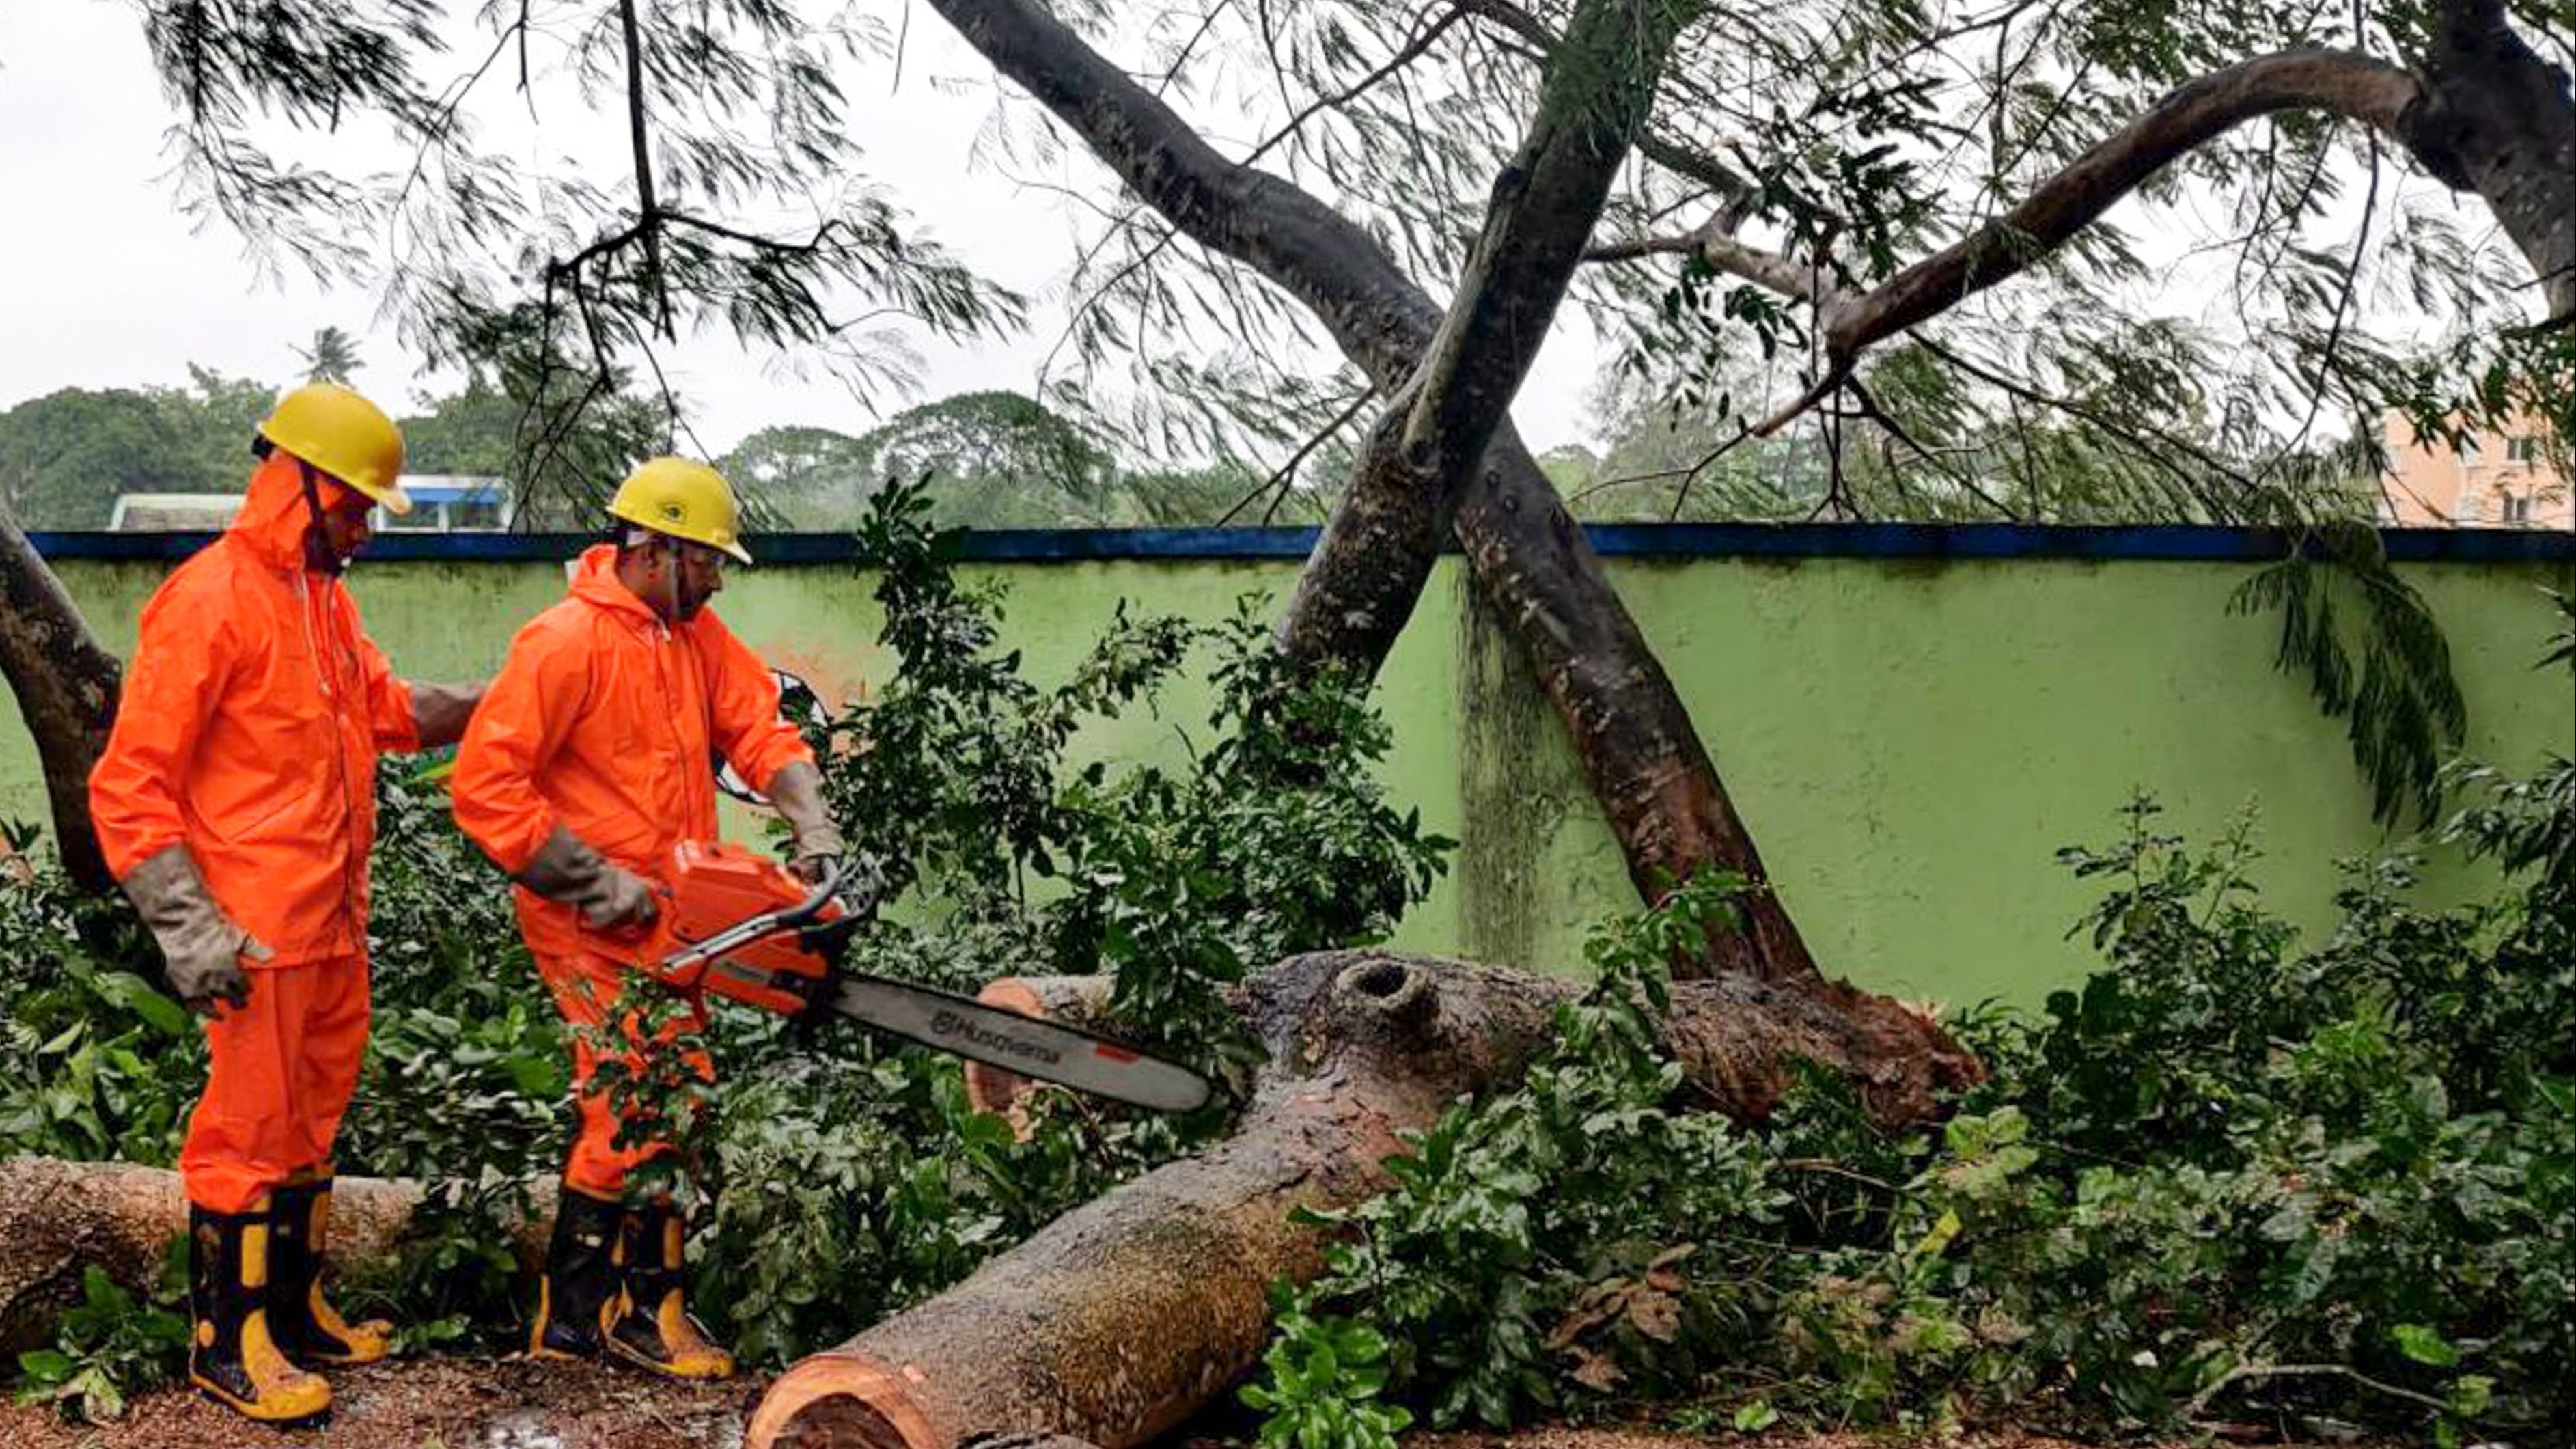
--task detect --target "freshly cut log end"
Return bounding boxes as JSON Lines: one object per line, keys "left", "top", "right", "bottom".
{"left": 751, "top": 1355, "right": 948, "bottom": 1449}
{"left": 746, "top": 1358, "right": 1102, "bottom": 1449}
{"left": 960, "top": 977, "right": 1122, "bottom": 1129}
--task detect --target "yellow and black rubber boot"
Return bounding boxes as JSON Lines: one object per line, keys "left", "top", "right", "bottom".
{"left": 528, "top": 1183, "right": 623, "bottom": 1360}
{"left": 604, "top": 1194, "right": 735, "bottom": 1379}
{"left": 268, "top": 1177, "right": 394, "bottom": 1366}
{"left": 188, "top": 1202, "right": 333, "bottom": 1424}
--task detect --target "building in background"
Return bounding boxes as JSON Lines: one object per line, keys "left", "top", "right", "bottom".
{"left": 377, "top": 475, "right": 514, "bottom": 532}
{"left": 2381, "top": 411, "right": 2571, "bottom": 527}
{"left": 107, "top": 475, "right": 512, "bottom": 532}
{"left": 104, "top": 493, "right": 241, "bottom": 531}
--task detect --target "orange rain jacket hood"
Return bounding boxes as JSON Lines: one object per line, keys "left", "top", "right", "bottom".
{"left": 89, "top": 452, "right": 423, "bottom": 966}
{"left": 449, "top": 544, "right": 812, "bottom": 891}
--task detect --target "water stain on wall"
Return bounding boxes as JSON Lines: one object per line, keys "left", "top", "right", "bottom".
{"left": 1454, "top": 579, "right": 1582, "bottom": 970}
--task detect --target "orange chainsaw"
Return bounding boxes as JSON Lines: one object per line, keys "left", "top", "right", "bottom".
{"left": 643, "top": 841, "right": 1213, "bottom": 1114}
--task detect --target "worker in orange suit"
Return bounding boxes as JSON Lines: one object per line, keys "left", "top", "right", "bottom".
{"left": 449, "top": 456, "right": 841, "bottom": 1380}
{"left": 87, "top": 383, "right": 484, "bottom": 1425}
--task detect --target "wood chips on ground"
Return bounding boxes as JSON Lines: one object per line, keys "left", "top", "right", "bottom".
{"left": 0, "top": 1365, "right": 2386, "bottom": 1449}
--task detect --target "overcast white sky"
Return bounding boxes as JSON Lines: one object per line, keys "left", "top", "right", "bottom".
{"left": 0, "top": 0, "right": 1605, "bottom": 463}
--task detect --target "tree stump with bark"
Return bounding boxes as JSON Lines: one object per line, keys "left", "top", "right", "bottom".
{"left": 750, "top": 949, "right": 1976, "bottom": 1449}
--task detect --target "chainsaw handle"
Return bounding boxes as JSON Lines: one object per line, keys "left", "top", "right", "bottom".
{"left": 773, "top": 856, "right": 849, "bottom": 927}
{"left": 654, "top": 852, "right": 880, "bottom": 977}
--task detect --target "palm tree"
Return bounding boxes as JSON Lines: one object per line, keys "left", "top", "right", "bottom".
{"left": 296, "top": 327, "right": 361, "bottom": 385}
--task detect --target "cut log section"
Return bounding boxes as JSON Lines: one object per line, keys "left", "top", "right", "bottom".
{"left": 959, "top": 975, "right": 1120, "bottom": 1130}
{"left": 0, "top": 1158, "right": 558, "bottom": 1357}
{"left": 751, "top": 950, "right": 1978, "bottom": 1449}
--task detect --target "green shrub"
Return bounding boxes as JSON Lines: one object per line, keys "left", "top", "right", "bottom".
{"left": 1251, "top": 642, "right": 2575, "bottom": 1444}
{"left": 0, "top": 476, "right": 1451, "bottom": 1410}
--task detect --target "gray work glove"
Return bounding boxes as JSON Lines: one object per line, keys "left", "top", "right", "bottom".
{"left": 763, "top": 760, "right": 846, "bottom": 885}
{"left": 120, "top": 845, "right": 271, "bottom": 1016}
{"left": 409, "top": 680, "right": 486, "bottom": 749}
{"left": 518, "top": 824, "right": 660, "bottom": 930}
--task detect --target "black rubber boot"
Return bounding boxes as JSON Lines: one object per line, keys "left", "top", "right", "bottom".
{"left": 188, "top": 1201, "right": 333, "bottom": 1424}
{"left": 527, "top": 1183, "right": 624, "bottom": 1360}
{"left": 604, "top": 1193, "right": 735, "bottom": 1380}
{"left": 267, "top": 1178, "right": 394, "bottom": 1366}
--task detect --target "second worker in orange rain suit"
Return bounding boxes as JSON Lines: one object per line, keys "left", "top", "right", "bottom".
{"left": 449, "top": 456, "right": 842, "bottom": 1381}
{"left": 87, "top": 383, "right": 484, "bottom": 1426}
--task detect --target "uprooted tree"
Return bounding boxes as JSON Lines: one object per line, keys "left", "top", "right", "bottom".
{"left": 744, "top": 952, "right": 1977, "bottom": 1449}
{"left": 0, "top": 948, "right": 1976, "bottom": 1430}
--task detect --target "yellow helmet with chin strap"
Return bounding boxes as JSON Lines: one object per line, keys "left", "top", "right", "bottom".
{"left": 607, "top": 456, "right": 752, "bottom": 564}
{"left": 257, "top": 383, "right": 411, "bottom": 516}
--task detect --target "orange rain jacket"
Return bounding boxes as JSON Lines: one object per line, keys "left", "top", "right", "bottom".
{"left": 449, "top": 544, "right": 812, "bottom": 902}
{"left": 89, "top": 452, "right": 423, "bottom": 965}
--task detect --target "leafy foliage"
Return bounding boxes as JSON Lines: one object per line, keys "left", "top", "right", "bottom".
{"left": 0, "top": 477, "right": 1448, "bottom": 1413}
{"left": 133, "top": 0, "right": 1021, "bottom": 457}
{"left": 2226, "top": 519, "right": 2469, "bottom": 825}
{"left": 817, "top": 478, "right": 1453, "bottom": 1078}
{"left": 1250, "top": 626, "right": 2575, "bottom": 1444}
{"left": 11, "top": 1260, "right": 190, "bottom": 1425}
{"left": 395, "top": 312, "right": 674, "bottom": 527}
{"left": 0, "top": 369, "right": 276, "bottom": 529}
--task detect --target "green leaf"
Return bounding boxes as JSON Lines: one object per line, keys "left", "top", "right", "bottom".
{"left": 2392, "top": 1323, "right": 2459, "bottom": 1367}
{"left": 96, "top": 972, "right": 190, "bottom": 1036}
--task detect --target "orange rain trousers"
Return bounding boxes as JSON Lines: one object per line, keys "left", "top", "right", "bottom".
{"left": 522, "top": 901, "right": 715, "bottom": 1197}
{"left": 178, "top": 960, "right": 372, "bottom": 1214}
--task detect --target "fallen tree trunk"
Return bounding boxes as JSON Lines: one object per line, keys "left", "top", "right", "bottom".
{"left": 0, "top": 1159, "right": 557, "bottom": 1357}
{"left": 750, "top": 950, "right": 1978, "bottom": 1449}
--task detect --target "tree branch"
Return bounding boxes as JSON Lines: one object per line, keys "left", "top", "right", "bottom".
{"left": 1590, "top": 219, "right": 1846, "bottom": 307}
{"left": 615, "top": 0, "right": 673, "bottom": 340}
{"left": 1747, "top": 49, "right": 2426, "bottom": 435}
{"left": 931, "top": 0, "right": 1829, "bottom": 984}
{"left": 0, "top": 521, "right": 122, "bottom": 892}
{"left": 1277, "top": 0, "right": 1696, "bottom": 668}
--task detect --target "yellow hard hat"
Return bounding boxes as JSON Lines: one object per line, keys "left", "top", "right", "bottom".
{"left": 607, "top": 456, "right": 752, "bottom": 564}
{"left": 258, "top": 383, "right": 411, "bottom": 516}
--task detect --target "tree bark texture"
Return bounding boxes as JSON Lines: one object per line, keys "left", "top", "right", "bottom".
{"left": 0, "top": 521, "right": 122, "bottom": 893}
{"left": 0, "top": 1157, "right": 559, "bottom": 1357}
{"left": 747, "top": 952, "right": 1980, "bottom": 1449}
{"left": 928, "top": 0, "right": 1820, "bottom": 982}
{"left": 1277, "top": 0, "right": 1691, "bottom": 671}
{"left": 2398, "top": 0, "right": 2576, "bottom": 325}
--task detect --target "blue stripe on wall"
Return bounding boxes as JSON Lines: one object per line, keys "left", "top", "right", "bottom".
{"left": 27, "top": 523, "right": 2573, "bottom": 566}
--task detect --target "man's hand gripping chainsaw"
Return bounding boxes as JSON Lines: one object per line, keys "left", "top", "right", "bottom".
{"left": 642, "top": 841, "right": 1213, "bottom": 1114}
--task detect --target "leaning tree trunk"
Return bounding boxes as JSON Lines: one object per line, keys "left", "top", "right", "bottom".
{"left": 930, "top": 0, "right": 1818, "bottom": 984}
{"left": 0, "top": 521, "right": 120, "bottom": 893}
{"left": 749, "top": 951, "right": 1978, "bottom": 1449}
{"left": 0, "top": 1158, "right": 559, "bottom": 1357}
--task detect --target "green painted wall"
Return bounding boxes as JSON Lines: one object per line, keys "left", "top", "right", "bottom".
{"left": 6, "top": 548, "right": 2568, "bottom": 1008}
